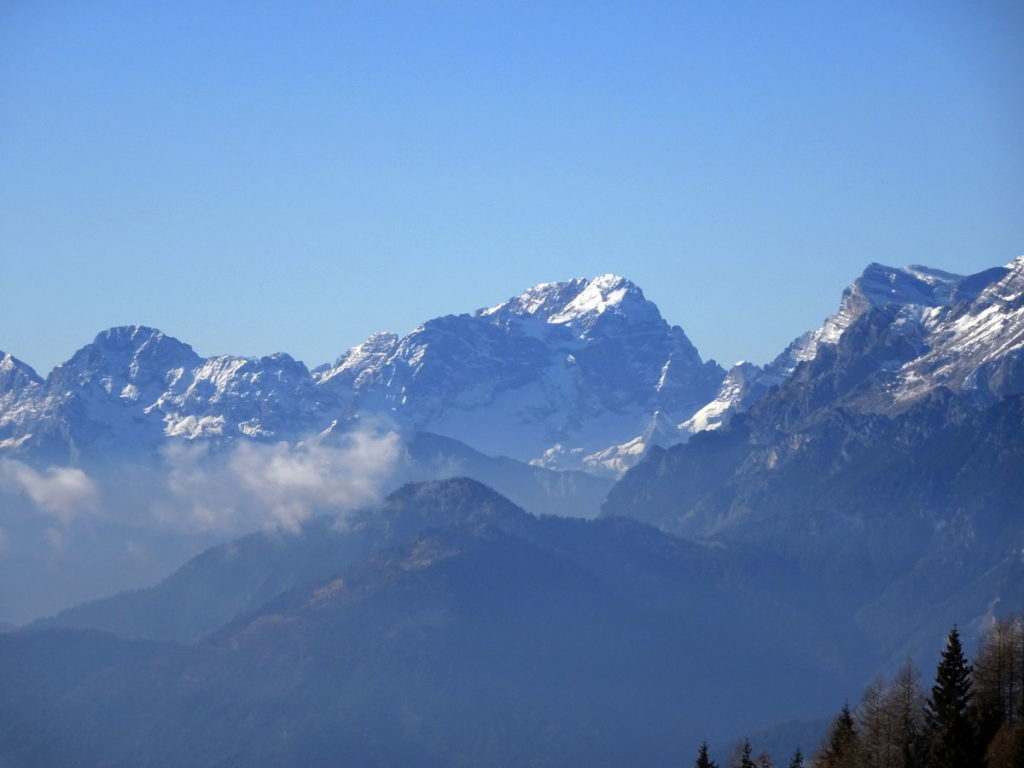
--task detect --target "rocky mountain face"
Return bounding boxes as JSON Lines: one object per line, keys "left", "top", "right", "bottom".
{"left": 752, "top": 257, "right": 1024, "bottom": 420}
{"left": 0, "top": 328, "right": 330, "bottom": 465}
{"left": 0, "top": 275, "right": 723, "bottom": 472}
{"left": 329, "top": 275, "right": 724, "bottom": 467}
{"left": 604, "top": 255, "right": 1024, "bottom": 658}
{"left": 596, "top": 256, "right": 1024, "bottom": 472}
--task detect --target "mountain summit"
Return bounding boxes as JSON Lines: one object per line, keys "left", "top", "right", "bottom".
{"left": 315, "top": 274, "right": 724, "bottom": 465}
{"left": 595, "top": 256, "right": 1024, "bottom": 472}
{"left": 479, "top": 274, "right": 661, "bottom": 332}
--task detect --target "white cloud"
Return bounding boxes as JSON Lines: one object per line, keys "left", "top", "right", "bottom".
{"left": 156, "top": 426, "right": 402, "bottom": 533}
{"left": 0, "top": 459, "right": 100, "bottom": 523}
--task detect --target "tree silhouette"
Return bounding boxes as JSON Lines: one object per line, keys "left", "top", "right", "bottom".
{"left": 817, "top": 702, "right": 858, "bottom": 768}
{"left": 925, "top": 626, "right": 982, "bottom": 768}
{"left": 695, "top": 739, "right": 719, "bottom": 768}
{"left": 730, "top": 737, "right": 755, "bottom": 768}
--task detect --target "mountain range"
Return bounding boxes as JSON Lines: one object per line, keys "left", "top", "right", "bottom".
{"left": 1, "top": 255, "right": 1023, "bottom": 766}
{"left": 0, "top": 273, "right": 716, "bottom": 623}
{"left": 0, "top": 274, "right": 723, "bottom": 472}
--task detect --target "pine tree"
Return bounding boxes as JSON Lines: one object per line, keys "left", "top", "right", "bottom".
{"left": 817, "top": 702, "right": 859, "bottom": 768}
{"left": 787, "top": 746, "right": 803, "bottom": 768}
{"left": 731, "top": 738, "right": 756, "bottom": 768}
{"left": 926, "top": 625, "right": 983, "bottom": 768}
{"left": 695, "top": 740, "right": 719, "bottom": 768}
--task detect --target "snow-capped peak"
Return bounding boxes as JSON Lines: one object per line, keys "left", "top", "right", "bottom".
{"left": 53, "top": 326, "right": 200, "bottom": 384}
{"left": 478, "top": 278, "right": 589, "bottom": 320}
{"left": 764, "top": 263, "right": 966, "bottom": 376}
{"left": 977, "top": 254, "right": 1024, "bottom": 305}
{"left": 333, "top": 332, "right": 400, "bottom": 369}
{"left": 548, "top": 274, "right": 640, "bottom": 324}
{"left": 62, "top": 326, "right": 199, "bottom": 370}
{"left": 0, "top": 352, "right": 43, "bottom": 409}
{"left": 851, "top": 263, "right": 962, "bottom": 311}
{"left": 480, "top": 274, "right": 656, "bottom": 335}
{"left": 317, "top": 331, "right": 400, "bottom": 386}
{"left": 0, "top": 351, "right": 42, "bottom": 383}
{"left": 89, "top": 325, "right": 182, "bottom": 352}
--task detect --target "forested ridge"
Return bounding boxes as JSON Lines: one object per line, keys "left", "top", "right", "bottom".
{"left": 699, "top": 619, "right": 1024, "bottom": 768}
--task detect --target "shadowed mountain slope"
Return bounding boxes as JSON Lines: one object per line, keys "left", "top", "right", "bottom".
{"left": 4, "top": 479, "right": 871, "bottom": 768}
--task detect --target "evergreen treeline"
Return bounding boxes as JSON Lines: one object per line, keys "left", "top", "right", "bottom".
{"left": 696, "top": 618, "right": 1024, "bottom": 768}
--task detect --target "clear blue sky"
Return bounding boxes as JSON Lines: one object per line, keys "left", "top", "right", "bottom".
{"left": 2, "top": 0, "right": 1023, "bottom": 374}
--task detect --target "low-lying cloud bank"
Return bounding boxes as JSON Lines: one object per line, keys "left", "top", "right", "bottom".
{"left": 0, "top": 427, "right": 404, "bottom": 622}
{"left": 156, "top": 427, "right": 403, "bottom": 533}
{"left": 0, "top": 460, "right": 101, "bottom": 523}
{"left": 0, "top": 425, "right": 403, "bottom": 560}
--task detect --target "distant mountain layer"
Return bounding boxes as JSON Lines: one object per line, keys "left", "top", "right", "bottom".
{"left": 33, "top": 477, "right": 605, "bottom": 643}
{"left": 3, "top": 479, "right": 869, "bottom": 768}
{"left": 0, "top": 274, "right": 723, "bottom": 471}
{"left": 400, "top": 431, "right": 613, "bottom": 518}
{"left": 0, "top": 430, "right": 611, "bottom": 626}
{"left": 604, "top": 257, "right": 1024, "bottom": 657}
